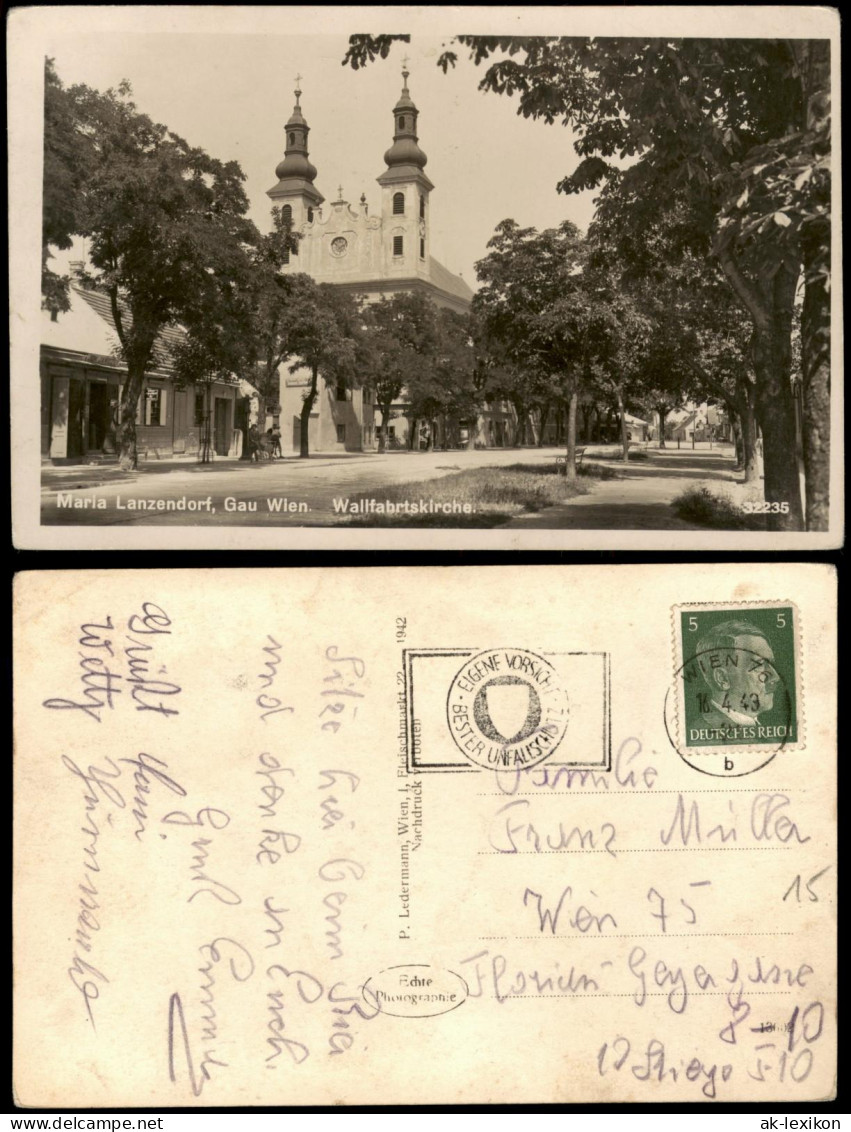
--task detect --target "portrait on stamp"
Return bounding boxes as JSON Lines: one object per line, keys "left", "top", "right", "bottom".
{"left": 676, "top": 606, "right": 798, "bottom": 755}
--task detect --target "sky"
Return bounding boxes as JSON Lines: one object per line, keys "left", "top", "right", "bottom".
{"left": 42, "top": 27, "right": 599, "bottom": 289}
{"left": 23, "top": 6, "right": 826, "bottom": 292}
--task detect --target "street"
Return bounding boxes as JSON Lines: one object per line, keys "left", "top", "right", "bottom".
{"left": 41, "top": 443, "right": 743, "bottom": 528}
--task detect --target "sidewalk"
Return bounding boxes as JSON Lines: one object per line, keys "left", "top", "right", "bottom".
{"left": 41, "top": 450, "right": 378, "bottom": 491}
{"left": 504, "top": 447, "right": 748, "bottom": 530}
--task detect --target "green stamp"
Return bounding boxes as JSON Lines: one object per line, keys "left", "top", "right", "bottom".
{"left": 668, "top": 603, "right": 802, "bottom": 777}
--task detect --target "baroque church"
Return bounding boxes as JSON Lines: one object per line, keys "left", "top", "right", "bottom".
{"left": 269, "top": 69, "right": 478, "bottom": 454}
{"left": 39, "top": 68, "right": 506, "bottom": 465}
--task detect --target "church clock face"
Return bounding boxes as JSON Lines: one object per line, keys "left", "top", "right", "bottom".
{"left": 331, "top": 236, "right": 348, "bottom": 258}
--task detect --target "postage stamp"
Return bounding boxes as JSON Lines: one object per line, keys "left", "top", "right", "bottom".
{"left": 402, "top": 648, "right": 610, "bottom": 773}
{"left": 667, "top": 602, "right": 803, "bottom": 777}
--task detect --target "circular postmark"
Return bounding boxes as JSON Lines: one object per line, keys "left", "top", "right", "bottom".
{"left": 446, "top": 648, "right": 568, "bottom": 771}
{"left": 664, "top": 645, "right": 794, "bottom": 777}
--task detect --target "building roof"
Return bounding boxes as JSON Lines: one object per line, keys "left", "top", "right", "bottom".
{"left": 42, "top": 287, "right": 123, "bottom": 359}
{"left": 73, "top": 286, "right": 184, "bottom": 368}
{"left": 44, "top": 284, "right": 260, "bottom": 395}
{"left": 428, "top": 256, "right": 474, "bottom": 306}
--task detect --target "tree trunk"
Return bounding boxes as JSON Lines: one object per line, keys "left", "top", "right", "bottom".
{"left": 749, "top": 265, "right": 805, "bottom": 530}
{"left": 512, "top": 401, "right": 526, "bottom": 446}
{"left": 657, "top": 405, "right": 668, "bottom": 448}
{"left": 616, "top": 388, "right": 629, "bottom": 462}
{"left": 377, "top": 401, "right": 393, "bottom": 453}
{"left": 731, "top": 413, "right": 744, "bottom": 469}
{"left": 407, "top": 416, "right": 417, "bottom": 451}
{"left": 799, "top": 40, "right": 831, "bottom": 532}
{"left": 584, "top": 403, "right": 596, "bottom": 444}
{"left": 737, "top": 383, "right": 760, "bottom": 485}
{"left": 299, "top": 365, "right": 319, "bottom": 458}
{"left": 117, "top": 361, "right": 146, "bottom": 470}
{"left": 537, "top": 403, "right": 550, "bottom": 447}
{"left": 564, "top": 389, "right": 579, "bottom": 483}
{"left": 800, "top": 265, "right": 830, "bottom": 530}
{"left": 717, "top": 250, "right": 803, "bottom": 530}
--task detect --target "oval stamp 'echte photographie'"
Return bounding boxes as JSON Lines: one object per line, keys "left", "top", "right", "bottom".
{"left": 666, "top": 602, "right": 803, "bottom": 777}
{"left": 362, "top": 964, "right": 469, "bottom": 1019}
{"left": 446, "top": 647, "right": 569, "bottom": 771}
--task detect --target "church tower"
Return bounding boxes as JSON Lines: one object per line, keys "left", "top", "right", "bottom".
{"left": 376, "top": 64, "right": 434, "bottom": 281}
{"left": 267, "top": 82, "right": 324, "bottom": 244}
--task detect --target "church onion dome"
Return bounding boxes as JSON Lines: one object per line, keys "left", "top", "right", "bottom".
{"left": 274, "top": 85, "right": 318, "bottom": 183}
{"left": 384, "top": 67, "right": 428, "bottom": 170}
{"left": 275, "top": 151, "right": 318, "bottom": 182}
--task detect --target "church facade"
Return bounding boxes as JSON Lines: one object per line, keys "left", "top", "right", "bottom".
{"left": 267, "top": 71, "right": 475, "bottom": 454}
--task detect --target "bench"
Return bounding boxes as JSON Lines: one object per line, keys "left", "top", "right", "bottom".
{"left": 556, "top": 447, "right": 587, "bottom": 472}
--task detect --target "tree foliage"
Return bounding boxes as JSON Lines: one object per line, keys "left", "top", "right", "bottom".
{"left": 42, "top": 60, "right": 260, "bottom": 468}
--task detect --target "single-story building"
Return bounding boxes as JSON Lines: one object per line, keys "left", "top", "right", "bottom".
{"left": 41, "top": 286, "right": 252, "bottom": 464}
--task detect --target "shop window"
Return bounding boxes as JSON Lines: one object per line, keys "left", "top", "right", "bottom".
{"left": 194, "top": 391, "right": 205, "bottom": 426}
{"left": 144, "top": 386, "right": 166, "bottom": 426}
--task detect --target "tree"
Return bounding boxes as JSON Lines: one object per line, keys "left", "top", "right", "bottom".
{"left": 715, "top": 41, "right": 831, "bottom": 527}
{"left": 406, "top": 308, "right": 479, "bottom": 449}
{"left": 474, "top": 219, "right": 595, "bottom": 480}
{"left": 343, "top": 35, "right": 832, "bottom": 529}
{"left": 590, "top": 203, "right": 762, "bottom": 480}
{"left": 274, "top": 276, "right": 361, "bottom": 458}
{"left": 242, "top": 206, "right": 302, "bottom": 427}
{"left": 170, "top": 335, "right": 243, "bottom": 462}
{"left": 364, "top": 292, "right": 440, "bottom": 453}
{"left": 42, "top": 58, "right": 89, "bottom": 313}
{"left": 581, "top": 275, "right": 653, "bottom": 463}
{"left": 43, "top": 63, "right": 259, "bottom": 469}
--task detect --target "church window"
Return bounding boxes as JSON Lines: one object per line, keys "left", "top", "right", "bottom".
{"left": 420, "top": 195, "right": 425, "bottom": 219}
{"left": 393, "top": 192, "right": 405, "bottom": 215}
{"left": 282, "top": 204, "right": 293, "bottom": 223}
{"left": 393, "top": 235, "right": 404, "bottom": 257}
{"left": 307, "top": 207, "right": 314, "bottom": 222}
{"left": 289, "top": 131, "right": 295, "bottom": 145}
{"left": 336, "top": 424, "right": 346, "bottom": 443}
{"left": 336, "top": 380, "right": 347, "bottom": 402}
{"left": 420, "top": 238, "right": 425, "bottom": 259}
{"left": 282, "top": 249, "right": 290, "bottom": 265}
{"left": 398, "top": 115, "right": 405, "bottom": 131}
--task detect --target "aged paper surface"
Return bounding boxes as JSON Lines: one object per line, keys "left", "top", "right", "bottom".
{"left": 9, "top": 5, "right": 844, "bottom": 551}
{"left": 13, "top": 565, "right": 836, "bottom": 1105}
